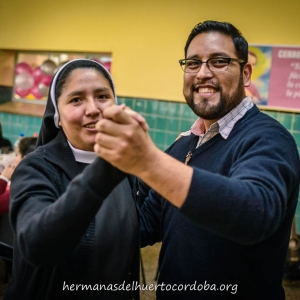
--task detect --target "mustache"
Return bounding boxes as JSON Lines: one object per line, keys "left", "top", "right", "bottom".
{"left": 191, "top": 80, "right": 220, "bottom": 91}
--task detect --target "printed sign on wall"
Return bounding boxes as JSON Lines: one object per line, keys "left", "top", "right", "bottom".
{"left": 246, "top": 45, "right": 300, "bottom": 110}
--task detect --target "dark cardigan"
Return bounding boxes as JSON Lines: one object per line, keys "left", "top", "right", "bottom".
{"left": 140, "top": 105, "right": 300, "bottom": 299}
{"left": 5, "top": 131, "right": 140, "bottom": 300}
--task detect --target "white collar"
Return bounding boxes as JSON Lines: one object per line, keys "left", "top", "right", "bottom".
{"left": 67, "top": 141, "right": 97, "bottom": 164}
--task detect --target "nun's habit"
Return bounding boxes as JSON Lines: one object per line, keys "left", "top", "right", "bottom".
{"left": 4, "top": 59, "right": 140, "bottom": 300}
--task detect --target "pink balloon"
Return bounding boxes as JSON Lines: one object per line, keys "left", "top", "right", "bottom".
{"left": 15, "top": 62, "right": 32, "bottom": 75}
{"left": 101, "top": 61, "right": 111, "bottom": 72}
{"left": 30, "top": 84, "right": 43, "bottom": 99}
{"left": 41, "top": 75, "right": 53, "bottom": 86}
{"left": 32, "top": 66, "right": 43, "bottom": 83}
{"left": 15, "top": 87, "right": 30, "bottom": 97}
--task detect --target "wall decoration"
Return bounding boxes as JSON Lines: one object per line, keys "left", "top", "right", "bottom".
{"left": 13, "top": 51, "right": 112, "bottom": 104}
{"left": 246, "top": 45, "right": 300, "bottom": 110}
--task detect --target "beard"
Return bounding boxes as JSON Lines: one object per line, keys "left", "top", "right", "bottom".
{"left": 184, "top": 73, "right": 246, "bottom": 120}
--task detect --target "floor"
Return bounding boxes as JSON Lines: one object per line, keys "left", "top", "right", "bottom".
{"left": 1, "top": 243, "right": 300, "bottom": 299}
{"left": 139, "top": 243, "right": 300, "bottom": 300}
{"left": 0, "top": 259, "right": 7, "bottom": 300}
{"left": 140, "top": 243, "right": 161, "bottom": 300}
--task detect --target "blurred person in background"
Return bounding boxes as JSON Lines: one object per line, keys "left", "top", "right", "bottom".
{"left": 0, "top": 136, "right": 37, "bottom": 215}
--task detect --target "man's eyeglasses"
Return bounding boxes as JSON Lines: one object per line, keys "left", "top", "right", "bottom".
{"left": 179, "top": 57, "right": 245, "bottom": 73}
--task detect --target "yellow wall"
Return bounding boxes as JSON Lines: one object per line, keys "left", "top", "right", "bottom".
{"left": 0, "top": 0, "right": 299, "bottom": 102}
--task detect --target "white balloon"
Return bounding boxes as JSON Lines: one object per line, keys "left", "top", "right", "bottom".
{"left": 40, "top": 59, "right": 57, "bottom": 76}
{"left": 15, "top": 73, "right": 34, "bottom": 90}
{"left": 38, "top": 82, "right": 49, "bottom": 97}
{"left": 54, "top": 61, "right": 69, "bottom": 74}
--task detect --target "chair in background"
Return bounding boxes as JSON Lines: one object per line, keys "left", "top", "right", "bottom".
{"left": 0, "top": 214, "right": 13, "bottom": 247}
{"left": 0, "top": 241, "right": 13, "bottom": 283}
{"left": 283, "top": 217, "right": 300, "bottom": 284}
{"left": 0, "top": 214, "right": 14, "bottom": 283}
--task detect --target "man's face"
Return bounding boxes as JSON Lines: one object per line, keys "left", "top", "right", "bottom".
{"left": 183, "top": 32, "right": 251, "bottom": 121}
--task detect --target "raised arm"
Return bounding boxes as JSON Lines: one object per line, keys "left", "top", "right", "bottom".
{"left": 10, "top": 155, "right": 126, "bottom": 266}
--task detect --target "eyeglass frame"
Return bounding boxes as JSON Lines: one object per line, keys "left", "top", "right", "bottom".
{"left": 178, "top": 57, "right": 246, "bottom": 73}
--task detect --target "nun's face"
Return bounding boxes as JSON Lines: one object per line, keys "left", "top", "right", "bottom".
{"left": 57, "top": 68, "right": 115, "bottom": 151}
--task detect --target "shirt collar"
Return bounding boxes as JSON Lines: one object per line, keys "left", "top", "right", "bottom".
{"left": 67, "top": 141, "right": 97, "bottom": 164}
{"left": 187, "top": 96, "right": 253, "bottom": 139}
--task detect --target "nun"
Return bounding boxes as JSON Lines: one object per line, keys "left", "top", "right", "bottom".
{"left": 4, "top": 59, "right": 141, "bottom": 300}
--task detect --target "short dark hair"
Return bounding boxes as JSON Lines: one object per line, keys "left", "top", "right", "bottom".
{"left": 18, "top": 137, "right": 38, "bottom": 158}
{"left": 55, "top": 59, "right": 114, "bottom": 101}
{"left": 184, "top": 20, "right": 248, "bottom": 64}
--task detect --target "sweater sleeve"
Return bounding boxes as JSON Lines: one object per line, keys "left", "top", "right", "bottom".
{"left": 0, "top": 192, "right": 10, "bottom": 215}
{"left": 180, "top": 128, "right": 300, "bottom": 245}
{"left": 140, "top": 188, "right": 163, "bottom": 247}
{"left": 0, "top": 178, "right": 8, "bottom": 194}
{"left": 10, "top": 155, "right": 126, "bottom": 266}
{"left": 0, "top": 179, "right": 9, "bottom": 215}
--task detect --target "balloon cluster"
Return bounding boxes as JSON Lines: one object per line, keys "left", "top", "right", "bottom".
{"left": 14, "top": 59, "right": 57, "bottom": 99}
{"left": 14, "top": 58, "right": 112, "bottom": 99}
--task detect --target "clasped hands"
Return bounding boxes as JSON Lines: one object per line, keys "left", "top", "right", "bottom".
{"left": 94, "top": 104, "right": 156, "bottom": 176}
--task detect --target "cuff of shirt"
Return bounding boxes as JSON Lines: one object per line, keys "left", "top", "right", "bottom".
{"left": 0, "top": 175, "right": 9, "bottom": 182}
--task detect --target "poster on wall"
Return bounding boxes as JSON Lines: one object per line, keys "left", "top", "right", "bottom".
{"left": 247, "top": 45, "right": 300, "bottom": 110}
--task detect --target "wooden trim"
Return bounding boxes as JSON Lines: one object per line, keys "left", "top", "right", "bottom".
{"left": 258, "top": 105, "right": 300, "bottom": 114}
{"left": 0, "top": 101, "right": 45, "bottom": 117}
